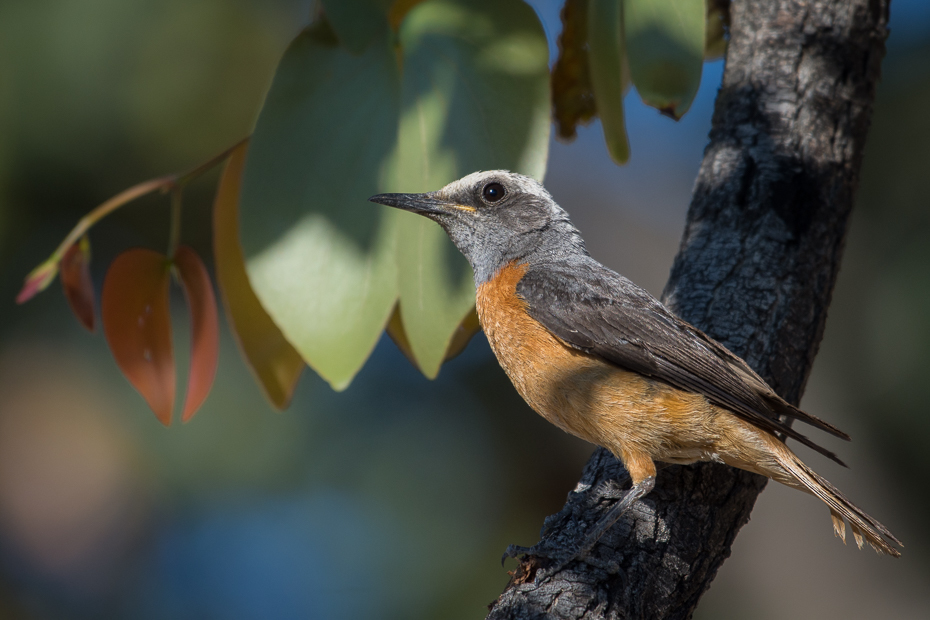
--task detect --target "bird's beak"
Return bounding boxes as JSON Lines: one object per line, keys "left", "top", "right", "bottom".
{"left": 368, "top": 192, "right": 474, "bottom": 216}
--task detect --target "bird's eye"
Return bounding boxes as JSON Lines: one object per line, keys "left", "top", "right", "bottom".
{"left": 482, "top": 182, "right": 505, "bottom": 203}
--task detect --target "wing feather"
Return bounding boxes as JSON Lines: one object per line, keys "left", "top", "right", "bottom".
{"left": 516, "top": 261, "right": 850, "bottom": 466}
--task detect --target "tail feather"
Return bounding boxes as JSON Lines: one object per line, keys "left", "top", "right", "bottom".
{"left": 830, "top": 509, "right": 846, "bottom": 544}
{"left": 763, "top": 395, "right": 852, "bottom": 441}
{"left": 773, "top": 443, "right": 902, "bottom": 557}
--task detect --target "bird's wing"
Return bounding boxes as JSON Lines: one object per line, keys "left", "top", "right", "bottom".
{"left": 516, "top": 262, "right": 850, "bottom": 466}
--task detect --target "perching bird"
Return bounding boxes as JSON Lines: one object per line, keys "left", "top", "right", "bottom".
{"left": 369, "top": 170, "right": 902, "bottom": 558}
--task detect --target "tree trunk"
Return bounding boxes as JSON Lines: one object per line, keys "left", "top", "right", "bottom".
{"left": 487, "top": 1, "right": 890, "bottom": 618}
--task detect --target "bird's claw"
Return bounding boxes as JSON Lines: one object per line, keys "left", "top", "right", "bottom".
{"left": 501, "top": 541, "right": 574, "bottom": 571}
{"left": 501, "top": 543, "right": 559, "bottom": 567}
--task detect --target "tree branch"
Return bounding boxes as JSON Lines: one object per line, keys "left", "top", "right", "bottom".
{"left": 487, "top": 1, "right": 890, "bottom": 618}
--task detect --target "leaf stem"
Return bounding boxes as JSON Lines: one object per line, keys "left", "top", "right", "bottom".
{"left": 176, "top": 137, "right": 249, "bottom": 186}
{"left": 49, "top": 176, "right": 176, "bottom": 265}
{"left": 38, "top": 138, "right": 249, "bottom": 268}
{"left": 168, "top": 185, "right": 183, "bottom": 258}
{"left": 18, "top": 137, "right": 249, "bottom": 303}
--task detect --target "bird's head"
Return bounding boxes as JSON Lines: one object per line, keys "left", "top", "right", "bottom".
{"left": 369, "top": 170, "right": 587, "bottom": 284}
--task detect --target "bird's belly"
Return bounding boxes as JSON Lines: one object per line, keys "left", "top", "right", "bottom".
{"left": 476, "top": 266, "right": 720, "bottom": 462}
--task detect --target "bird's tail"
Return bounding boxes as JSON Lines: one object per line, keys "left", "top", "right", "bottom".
{"left": 768, "top": 438, "right": 903, "bottom": 557}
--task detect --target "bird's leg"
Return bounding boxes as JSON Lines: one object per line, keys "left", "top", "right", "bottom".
{"left": 500, "top": 480, "right": 624, "bottom": 564}
{"left": 501, "top": 527, "right": 565, "bottom": 566}
{"left": 564, "top": 450, "right": 658, "bottom": 561}
{"left": 503, "top": 450, "right": 658, "bottom": 573}
{"left": 501, "top": 476, "right": 657, "bottom": 573}
{"left": 573, "top": 475, "right": 655, "bottom": 559}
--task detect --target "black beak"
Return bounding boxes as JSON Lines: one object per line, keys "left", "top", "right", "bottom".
{"left": 368, "top": 192, "right": 470, "bottom": 216}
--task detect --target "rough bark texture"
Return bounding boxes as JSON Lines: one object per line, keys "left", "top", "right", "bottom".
{"left": 487, "top": 1, "right": 890, "bottom": 618}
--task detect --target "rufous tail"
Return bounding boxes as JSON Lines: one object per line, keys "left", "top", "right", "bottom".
{"left": 771, "top": 441, "right": 903, "bottom": 557}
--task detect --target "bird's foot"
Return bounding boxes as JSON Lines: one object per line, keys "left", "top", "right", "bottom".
{"left": 501, "top": 540, "right": 577, "bottom": 584}
{"left": 502, "top": 538, "right": 609, "bottom": 578}
{"left": 574, "top": 476, "right": 655, "bottom": 558}
{"left": 502, "top": 476, "right": 657, "bottom": 578}
{"left": 501, "top": 539, "right": 566, "bottom": 567}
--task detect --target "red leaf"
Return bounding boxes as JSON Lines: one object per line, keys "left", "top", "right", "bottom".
{"left": 213, "top": 140, "right": 303, "bottom": 409}
{"left": 172, "top": 246, "right": 219, "bottom": 422}
{"left": 60, "top": 236, "right": 96, "bottom": 331}
{"left": 102, "top": 249, "right": 175, "bottom": 426}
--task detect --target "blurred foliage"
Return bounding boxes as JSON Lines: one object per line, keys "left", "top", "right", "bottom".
{"left": 552, "top": 0, "right": 721, "bottom": 145}
{"left": 213, "top": 141, "right": 305, "bottom": 410}
{"left": 0, "top": 1, "right": 590, "bottom": 617}
{"left": 11, "top": 0, "right": 722, "bottom": 409}
{"left": 624, "top": 0, "right": 705, "bottom": 119}
{"left": 59, "top": 236, "right": 95, "bottom": 332}
{"left": 586, "top": 0, "right": 631, "bottom": 163}
{"left": 1, "top": 0, "right": 928, "bottom": 618}
{"left": 551, "top": 0, "right": 599, "bottom": 140}
{"left": 101, "top": 248, "right": 177, "bottom": 425}
{"left": 240, "top": 0, "right": 550, "bottom": 389}
{"left": 704, "top": 0, "right": 730, "bottom": 60}
{"left": 0, "top": 0, "right": 292, "bottom": 270}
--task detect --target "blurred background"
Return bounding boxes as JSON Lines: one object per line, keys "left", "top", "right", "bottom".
{"left": 1, "top": 0, "right": 928, "bottom": 617}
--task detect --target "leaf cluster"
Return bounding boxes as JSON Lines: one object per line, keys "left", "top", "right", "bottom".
{"left": 18, "top": 0, "right": 724, "bottom": 420}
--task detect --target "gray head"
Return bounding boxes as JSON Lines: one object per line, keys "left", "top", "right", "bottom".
{"left": 369, "top": 170, "right": 587, "bottom": 284}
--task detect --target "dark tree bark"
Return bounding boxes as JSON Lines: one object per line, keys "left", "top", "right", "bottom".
{"left": 487, "top": 1, "right": 890, "bottom": 618}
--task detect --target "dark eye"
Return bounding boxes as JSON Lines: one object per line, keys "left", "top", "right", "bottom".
{"left": 482, "top": 182, "right": 505, "bottom": 203}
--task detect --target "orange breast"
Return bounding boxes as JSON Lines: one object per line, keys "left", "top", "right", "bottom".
{"left": 476, "top": 262, "right": 725, "bottom": 466}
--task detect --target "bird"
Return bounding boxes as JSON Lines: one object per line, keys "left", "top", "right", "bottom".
{"left": 369, "top": 170, "right": 902, "bottom": 559}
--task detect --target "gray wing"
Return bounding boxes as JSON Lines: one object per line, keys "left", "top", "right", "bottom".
{"left": 516, "top": 261, "right": 850, "bottom": 466}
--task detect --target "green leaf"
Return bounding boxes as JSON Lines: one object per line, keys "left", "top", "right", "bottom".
{"left": 321, "top": 0, "right": 391, "bottom": 54}
{"left": 587, "top": 0, "right": 630, "bottom": 164}
{"left": 240, "top": 21, "right": 401, "bottom": 390}
{"left": 240, "top": 1, "right": 549, "bottom": 388}
{"left": 625, "top": 0, "right": 705, "bottom": 119}
{"left": 385, "top": 0, "right": 550, "bottom": 377}
{"left": 386, "top": 305, "right": 481, "bottom": 369}
{"left": 443, "top": 307, "right": 481, "bottom": 361}
{"left": 213, "top": 140, "right": 304, "bottom": 410}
